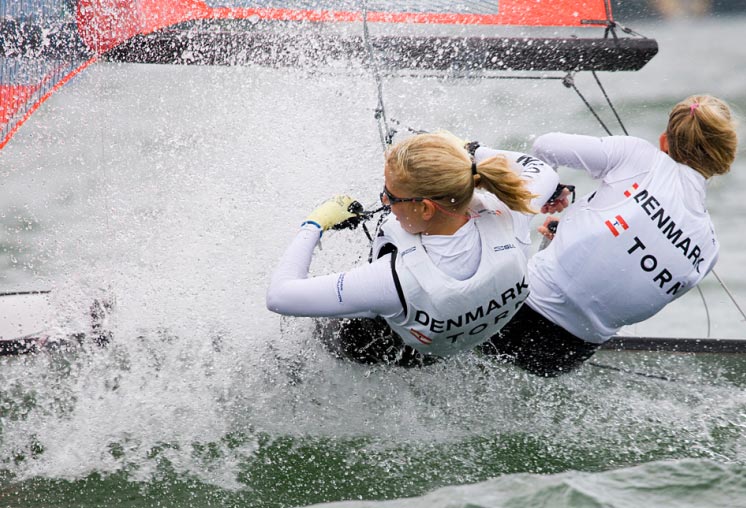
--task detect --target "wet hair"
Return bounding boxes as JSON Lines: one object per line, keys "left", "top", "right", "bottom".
{"left": 385, "top": 132, "right": 537, "bottom": 214}
{"left": 666, "top": 95, "right": 738, "bottom": 178}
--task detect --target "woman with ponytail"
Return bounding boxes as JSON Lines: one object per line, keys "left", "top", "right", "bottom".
{"left": 267, "top": 132, "right": 560, "bottom": 365}
{"left": 485, "top": 94, "right": 739, "bottom": 377}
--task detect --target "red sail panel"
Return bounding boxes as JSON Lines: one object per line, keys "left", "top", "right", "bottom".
{"left": 0, "top": 59, "right": 97, "bottom": 151}
{"left": 77, "top": 0, "right": 612, "bottom": 54}
{"left": 0, "top": 84, "right": 41, "bottom": 126}
{"left": 0, "top": 2, "right": 94, "bottom": 151}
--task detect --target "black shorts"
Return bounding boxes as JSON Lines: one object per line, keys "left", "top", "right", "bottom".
{"left": 315, "top": 317, "right": 439, "bottom": 368}
{"left": 315, "top": 305, "right": 598, "bottom": 376}
{"left": 478, "top": 303, "right": 599, "bottom": 377}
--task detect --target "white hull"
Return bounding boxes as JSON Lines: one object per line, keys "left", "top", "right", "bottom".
{"left": 0, "top": 291, "right": 109, "bottom": 355}
{"left": 1, "top": 291, "right": 743, "bottom": 355}
{"left": 0, "top": 291, "right": 56, "bottom": 354}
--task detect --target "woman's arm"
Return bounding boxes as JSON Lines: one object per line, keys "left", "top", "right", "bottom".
{"left": 531, "top": 133, "right": 620, "bottom": 179}
{"left": 533, "top": 133, "right": 662, "bottom": 190}
{"left": 266, "top": 224, "right": 402, "bottom": 318}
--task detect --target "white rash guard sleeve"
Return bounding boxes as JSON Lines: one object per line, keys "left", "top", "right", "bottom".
{"left": 266, "top": 224, "right": 402, "bottom": 318}
{"left": 531, "top": 133, "right": 663, "bottom": 208}
{"left": 531, "top": 133, "right": 657, "bottom": 184}
{"left": 531, "top": 133, "right": 614, "bottom": 178}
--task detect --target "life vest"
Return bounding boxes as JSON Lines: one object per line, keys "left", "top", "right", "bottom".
{"left": 372, "top": 195, "right": 529, "bottom": 356}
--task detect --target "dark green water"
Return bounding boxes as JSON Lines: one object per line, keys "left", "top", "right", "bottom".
{"left": 1, "top": 347, "right": 745, "bottom": 507}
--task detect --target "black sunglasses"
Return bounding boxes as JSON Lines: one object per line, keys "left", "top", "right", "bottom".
{"left": 380, "top": 185, "right": 447, "bottom": 205}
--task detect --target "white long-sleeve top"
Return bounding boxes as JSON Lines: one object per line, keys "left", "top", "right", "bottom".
{"left": 528, "top": 133, "right": 719, "bottom": 343}
{"left": 266, "top": 148, "right": 559, "bottom": 319}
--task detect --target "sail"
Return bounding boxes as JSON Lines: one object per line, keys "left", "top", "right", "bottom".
{"left": 77, "top": 0, "right": 615, "bottom": 54}
{"left": 1, "top": 0, "right": 657, "bottom": 151}
{"left": 80, "top": 0, "right": 655, "bottom": 72}
{"left": 0, "top": 0, "right": 94, "bottom": 150}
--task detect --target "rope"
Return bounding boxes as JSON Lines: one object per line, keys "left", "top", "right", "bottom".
{"left": 361, "top": 205, "right": 389, "bottom": 244}
{"left": 588, "top": 360, "right": 736, "bottom": 388}
{"left": 588, "top": 361, "right": 679, "bottom": 382}
{"left": 696, "top": 284, "right": 712, "bottom": 338}
{"left": 692, "top": 269, "right": 746, "bottom": 339}
{"left": 361, "top": 0, "right": 395, "bottom": 152}
{"left": 712, "top": 268, "right": 746, "bottom": 324}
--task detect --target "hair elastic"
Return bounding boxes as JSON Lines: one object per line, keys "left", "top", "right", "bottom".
{"left": 690, "top": 103, "right": 700, "bottom": 115}
{"left": 471, "top": 160, "right": 478, "bottom": 175}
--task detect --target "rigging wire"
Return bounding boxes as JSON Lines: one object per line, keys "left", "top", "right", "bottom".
{"left": 382, "top": 73, "right": 568, "bottom": 81}
{"left": 562, "top": 73, "right": 613, "bottom": 136}
{"left": 712, "top": 268, "right": 746, "bottom": 324}
{"left": 361, "top": 0, "right": 629, "bottom": 146}
{"left": 361, "top": 0, "right": 395, "bottom": 152}
{"left": 591, "top": 71, "right": 629, "bottom": 135}
{"left": 99, "top": 71, "right": 111, "bottom": 246}
{"left": 697, "top": 284, "right": 713, "bottom": 338}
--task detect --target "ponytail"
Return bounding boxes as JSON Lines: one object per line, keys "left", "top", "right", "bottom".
{"left": 386, "top": 132, "right": 537, "bottom": 214}
{"left": 474, "top": 156, "right": 537, "bottom": 214}
{"left": 666, "top": 95, "right": 738, "bottom": 178}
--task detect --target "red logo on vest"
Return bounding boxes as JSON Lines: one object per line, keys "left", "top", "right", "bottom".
{"left": 605, "top": 215, "right": 629, "bottom": 237}
{"left": 623, "top": 183, "right": 639, "bottom": 197}
{"left": 409, "top": 329, "right": 432, "bottom": 346}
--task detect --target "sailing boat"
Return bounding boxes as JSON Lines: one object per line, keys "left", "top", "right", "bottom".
{"left": 2, "top": 0, "right": 657, "bottom": 150}
{"left": 0, "top": 0, "right": 742, "bottom": 355}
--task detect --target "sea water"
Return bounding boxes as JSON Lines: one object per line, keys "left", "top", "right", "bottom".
{"left": 0, "top": 14, "right": 745, "bottom": 508}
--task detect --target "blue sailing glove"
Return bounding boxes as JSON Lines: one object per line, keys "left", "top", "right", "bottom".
{"left": 302, "top": 195, "right": 364, "bottom": 232}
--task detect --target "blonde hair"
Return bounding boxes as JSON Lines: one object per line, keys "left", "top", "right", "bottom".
{"left": 385, "top": 132, "right": 537, "bottom": 214}
{"left": 666, "top": 95, "right": 738, "bottom": 178}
